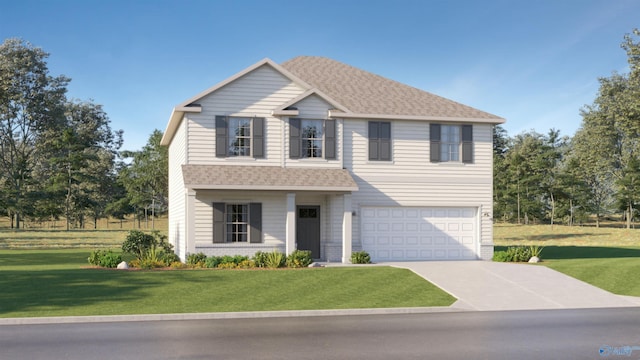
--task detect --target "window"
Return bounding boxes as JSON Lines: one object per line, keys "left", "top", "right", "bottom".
{"left": 289, "top": 118, "right": 336, "bottom": 160}
{"left": 213, "top": 202, "right": 262, "bottom": 243}
{"left": 226, "top": 204, "right": 248, "bottom": 242}
{"left": 430, "top": 124, "right": 473, "bottom": 163}
{"left": 228, "top": 118, "right": 251, "bottom": 156}
{"left": 301, "top": 119, "right": 323, "bottom": 158}
{"left": 216, "top": 116, "right": 264, "bottom": 158}
{"left": 440, "top": 125, "right": 460, "bottom": 162}
{"left": 368, "top": 121, "right": 391, "bottom": 161}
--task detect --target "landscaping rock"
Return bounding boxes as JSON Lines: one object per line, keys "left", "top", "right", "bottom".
{"left": 528, "top": 256, "right": 540, "bottom": 263}
{"left": 308, "top": 262, "right": 324, "bottom": 268}
{"left": 117, "top": 261, "right": 129, "bottom": 269}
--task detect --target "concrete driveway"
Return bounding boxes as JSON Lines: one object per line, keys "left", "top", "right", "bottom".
{"left": 386, "top": 261, "right": 640, "bottom": 311}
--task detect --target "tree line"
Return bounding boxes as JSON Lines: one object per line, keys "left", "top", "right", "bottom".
{"left": 0, "top": 38, "right": 167, "bottom": 230}
{"left": 494, "top": 29, "right": 640, "bottom": 228}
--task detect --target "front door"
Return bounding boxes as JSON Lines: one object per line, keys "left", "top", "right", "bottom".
{"left": 296, "top": 206, "right": 321, "bottom": 259}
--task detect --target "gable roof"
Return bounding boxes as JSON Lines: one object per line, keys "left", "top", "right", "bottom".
{"left": 161, "top": 56, "right": 504, "bottom": 145}
{"left": 280, "top": 56, "right": 503, "bottom": 122}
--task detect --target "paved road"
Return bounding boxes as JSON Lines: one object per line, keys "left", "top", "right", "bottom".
{"left": 2, "top": 308, "right": 640, "bottom": 359}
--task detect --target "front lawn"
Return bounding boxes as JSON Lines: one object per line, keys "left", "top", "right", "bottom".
{"left": 0, "top": 249, "right": 455, "bottom": 318}
{"left": 494, "top": 224, "right": 640, "bottom": 297}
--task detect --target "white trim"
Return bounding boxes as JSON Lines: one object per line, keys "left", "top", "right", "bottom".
{"left": 276, "top": 89, "right": 350, "bottom": 114}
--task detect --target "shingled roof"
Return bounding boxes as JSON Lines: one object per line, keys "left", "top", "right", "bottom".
{"left": 280, "top": 56, "right": 503, "bottom": 121}
{"left": 182, "top": 165, "right": 358, "bottom": 192}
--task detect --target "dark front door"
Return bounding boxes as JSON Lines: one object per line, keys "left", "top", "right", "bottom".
{"left": 296, "top": 206, "right": 321, "bottom": 259}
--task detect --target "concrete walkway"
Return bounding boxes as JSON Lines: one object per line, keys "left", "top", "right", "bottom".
{"left": 387, "top": 261, "right": 640, "bottom": 311}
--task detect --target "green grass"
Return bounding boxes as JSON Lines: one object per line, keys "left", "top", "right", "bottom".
{"left": 495, "top": 223, "right": 640, "bottom": 297}
{"left": 0, "top": 249, "right": 455, "bottom": 318}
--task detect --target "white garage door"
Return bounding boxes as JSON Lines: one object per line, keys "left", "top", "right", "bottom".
{"left": 360, "top": 207, "right": 478, "bottom": 261}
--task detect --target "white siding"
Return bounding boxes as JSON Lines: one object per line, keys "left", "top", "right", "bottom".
{"left": 344, "top": 119, "right": 494, "bottom": 259}
{"left": 168, "top": 118, "right": 187, "bottom": 260}
{"left": 187, "top": 65, "right": 305, "bottom": 166}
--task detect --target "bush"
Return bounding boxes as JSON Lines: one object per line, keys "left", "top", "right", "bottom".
{"left": 492, "top": 251, "right": 510, "bottom": 262}
{"left": 286, "top": 250, "right": 312, "bottom": 268}
{"left": 161, "top": 252, "right": 181, "bottom": 266}
{"left": 204, "top": 256, "right": 221, "bottom": 268}
{"left": 351, "top": 251, "right": 371, "bottom": 264}
{"left": 88, "top": 249, "right": 122, "bottom": 268}
{"left": 122, "top": 230, "right": 156, "bottom": 259}
{"left": 265, "top": 250, "right": 285, "bottom": 268}
{"left": 253, "top": 251, "right": 268, "bottom": 268}
{"left": 187, "top": 252, "right": 207, "bottom": 266}
{"left": 493, "top": 246, "right": 535, "bottom": 262}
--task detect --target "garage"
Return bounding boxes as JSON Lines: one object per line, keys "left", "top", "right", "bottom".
{"left": 360, "top": 207, "right": 478, "bottom": 261}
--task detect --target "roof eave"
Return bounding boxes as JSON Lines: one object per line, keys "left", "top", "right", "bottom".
{"left": 328, "top": 110, "right": 506, "bottom": 124}
{"left": 160, "top": 106, "right": 202, "bottom": 146}
{"left": 185, "top": 184, "right": 359, "bottom": 192}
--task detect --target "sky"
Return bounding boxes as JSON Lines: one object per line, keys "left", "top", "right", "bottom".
{"left": 1, "top": 0, "right": 638, "bottom": 151}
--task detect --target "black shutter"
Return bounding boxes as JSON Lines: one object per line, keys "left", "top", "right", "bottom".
{"left": 213, "top": 202, "right": 225, "bottom": 243}
{"left": 379, "top": 122, "right": 391, "bottom": 161}
{"left": 249, "top": 203, "right": 262, "bottom": 244}
{"left": 215, "top": 116, "right": 228, "bottom": 158}
{"left": 289, "top": 118, "right": 301, "bottom": 159}
{"left": 325, "top": 120, "right": 336, "bottom": 160}
{"left": 462, "top": 124, "right": 473, "bottom": 164}
{"left": 253, "top": 117, "right": 265, "bottom": 158}
{"left": 368, "top": 121, "right": 379, "bottom": 160}
{"left": 430, "top": 123, "right": 441, "bottom": 162}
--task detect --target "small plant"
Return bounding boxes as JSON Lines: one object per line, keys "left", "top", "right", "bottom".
{"left": 529, "top": 245, "right": 544, "bottom": 259}
{"left": 170, "top": 261, "right": 187, "bottom": 269}
{"left": 237, "top": 259, "right": 256, "bottom": 269}
{"left": 492, "top": 251, "right": 510, "bottom": 262}
{"left": 351, "top": 251, "right": 371, "bottom": 264}
{"left": 204, "top": 256, "right": 221, "bottom": 268}
{"left": 187, "top": 252, "right": 207, "bottom": 266}
{"left": 99, "top": 251, "right": 122, "bottom": 268}
{"left": 253, "top": 251, "right": 268, "bottom": 268}
{"left": 122, "top": 230, "right": 156, "bottom": 260}
{"left": 217, "top": 262, "right": 238, "bottom": 269}
{"left": 88, "top": 249, "right": 122, "bottom": 268}
{"left": 265, "top": 250, "right": 285, "bottom": 268}
{"left": 286, "top": 250, "right": 313, "bottom": 268}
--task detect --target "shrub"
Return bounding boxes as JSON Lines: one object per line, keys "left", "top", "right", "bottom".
{"left": 529, "top": 245, "right": 544, "bottom": 259}
{"left": 237, "top": 259, "right": 256, "bottom": 269}
{"left": 170, "top": 261, "right": 187, "bottom": 269}
{"left": 217, "top": 262, "right": 238, "bottom": 269}
{"left": 351, "top": 251, "right": 371, "bottom": 264}
{"left": 99, "top": 251, "right": 122, "bottom": 268}
{"left": 286, "top": 250, "right": 312, "bottom": 268}
{"left": 492, "top": 251, "right": 510, "bottom": 262}
{"left": 253, "top": 251, "right": 268, "bottom": 268}
{"left": 187, "top": 252, "right": 207, "bottom": 266}
{"left": 265, "top": 250, "right": 285, "bottom": 268}
{"left": 88, "top": 249, "right": 122, "bottom": 268}
{"left": 122, "top": 230, "right": 156, "bottom": 259}
{"left": 161, "top": 252, "right": 181, "bottom": 266}
{"left": 204, "top": 256, "right": 221, "bottom": 268}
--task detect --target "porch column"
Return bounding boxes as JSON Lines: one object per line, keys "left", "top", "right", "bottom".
{"left": 342, "top": 193, "right": 353, "bottom": 264}
{"left": 186, "top": 189, "right": 196, "bottom": 257}
{"left": 285, "top": 193, "right": 296, "bottom": 255}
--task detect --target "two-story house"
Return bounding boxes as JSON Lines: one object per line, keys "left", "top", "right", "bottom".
{"left": 160, "top": 56, "right": 505, "bottom": 263}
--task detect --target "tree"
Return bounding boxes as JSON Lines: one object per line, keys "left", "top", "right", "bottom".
{"left": 44, "top": 100, "right": 123, "bottom": 229}
{"left": 119, "top": 130, "right": 168, "bottom": 229}
{"left": 0, "top": 38, "right": 68, "bottom": 228}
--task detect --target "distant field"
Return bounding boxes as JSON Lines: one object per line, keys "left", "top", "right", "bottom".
{"left": 0, "top": 216, "right": 167, "bottom": 249}
{"left": 0, "top": 215, "right": 168, "bottom": 231}
{"left": 494, "top": 223, "right": 640, "bottom": 247}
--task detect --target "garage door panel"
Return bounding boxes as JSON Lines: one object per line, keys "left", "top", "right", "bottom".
{"left": 361, "top": 207, "right": 478, "bottom": 261}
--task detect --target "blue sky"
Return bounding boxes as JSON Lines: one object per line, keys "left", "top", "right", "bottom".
{"left": 1, "top": 0, "right": 638, "bottom": 150}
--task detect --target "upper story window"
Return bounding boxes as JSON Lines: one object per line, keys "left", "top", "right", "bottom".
{"left": 215, "top": 116, "right": 265, "bottom": 158}
{"left": 430, "top": 124, "right": 473, "bottom": 163}
{"left": 368, "top": 121, "right": 391, "bottom": 161}
{"left": 228, "top": 118, "right": 252, "bottom": 156}
{"left": 301, "top": 119, "right": 323, "bottom": 158}
{"left": 289, "top": 118, "right": 336, "bottom": 160}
